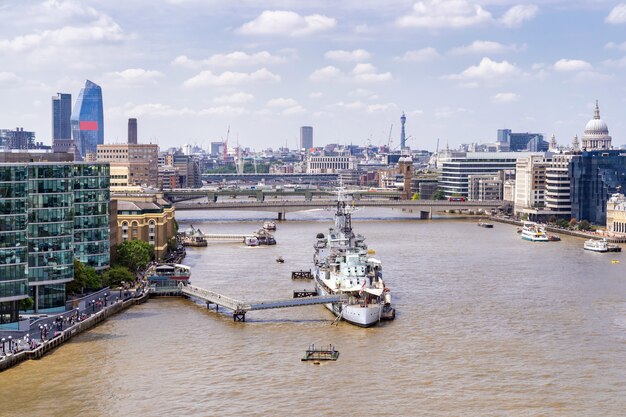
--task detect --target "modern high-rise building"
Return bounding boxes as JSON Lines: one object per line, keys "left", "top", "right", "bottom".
{"left": 0, "top": 128, "right": 37, "bottom": 150}
{"left": 71, "top": 80, "right": 104, "bottom": 159}
{"left": 0, "top": 153, "right": 110, "bottom": 326}
{"left": 570, "top": 150, "right": 626, "bottom": 224}
{"left": 438, "top": 151, "right": 546, "bottom": 198}
{"left": 52, "top": 93, "right": 72, "bottom": 142}
{"left": 128, "top": 118, "right": 137, "bottom": 144}
{"left": 496, "top": 129, "right": 549, "bottom": 152}
{"left": 300, "top": 126, "right": 313, "bottom": 151}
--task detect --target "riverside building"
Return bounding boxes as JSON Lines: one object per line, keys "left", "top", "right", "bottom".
{"left": 438, "top": 151, "right": 546, "bottom": 199}
{"left": 0, "top": 154, "right": 110, "bottom": 328}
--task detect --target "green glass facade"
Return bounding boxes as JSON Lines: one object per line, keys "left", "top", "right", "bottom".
{"left": 0, "top": 165, "right": 29, "bottom": 325}
{"left": 27, "top": 164, "right": 75, "bottom": 311}
{"left": 0, "top": 161, "right": 110, "bottom": 323}
{"left": 73, "top": 163, "right": 110, "bottom": 270}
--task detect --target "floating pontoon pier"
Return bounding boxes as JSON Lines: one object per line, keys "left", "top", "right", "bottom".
{"left": 301, "top": 344, "right": 339, "bottom": 361}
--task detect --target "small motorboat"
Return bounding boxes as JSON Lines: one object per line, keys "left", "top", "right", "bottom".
{"left": 263, "top": 221, "right": 277, "bottom": 231}
{"left": 477, "top": 221, "right": 493, "bottom": 228}
{"left": 276, "top": 256, "right": 285, "bottom": 263}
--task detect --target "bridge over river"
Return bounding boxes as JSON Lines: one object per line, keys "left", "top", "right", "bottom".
{"left": 173, "top": 199, "right": 504, "bottom": 219}
{"left": 151, "top": 284, "right": 343, "bottom": 322}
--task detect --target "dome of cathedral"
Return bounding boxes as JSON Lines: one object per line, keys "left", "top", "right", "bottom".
{"left": 584, "top": 101, "right": 609, "bottom": 135}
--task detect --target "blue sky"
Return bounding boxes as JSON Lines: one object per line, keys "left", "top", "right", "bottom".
{"left": 1, "top": 0, "right": 626, "bottom": 151}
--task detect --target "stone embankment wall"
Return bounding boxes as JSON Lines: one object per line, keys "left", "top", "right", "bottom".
{"left": 0, "top": 292, "right": 149, "bottom": 372}
{"left": 489, "top": 216, "right": 626, "bottom": 243}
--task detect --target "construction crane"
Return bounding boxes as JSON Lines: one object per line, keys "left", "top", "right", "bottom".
{"left": 223, "top": 125, "right": 230, "bottom": 160}
{"left": 387, "top": 124, "right": 393, "bottom": 149}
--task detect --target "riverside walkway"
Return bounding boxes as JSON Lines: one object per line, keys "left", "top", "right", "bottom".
{"left": 178, "top": 284, "right": 342, "bottom": 322}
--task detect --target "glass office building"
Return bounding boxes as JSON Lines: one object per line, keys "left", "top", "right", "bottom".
{"left": 570, "top": 150, "right": 626, "bottom": 224}
{"left": 0, "top": 159, "right": 110, "bottom": 323}
{"left": 0, "top": 165, "right": 29, "bottom": 326}
{"left": 27, "top": 164, "right": 75, "bottom": 312}
{"left": 73, "top": 163, "right": 110, "bottom": 270}
{"left": 71, "top": 80, "right": 104, "bottom": 158}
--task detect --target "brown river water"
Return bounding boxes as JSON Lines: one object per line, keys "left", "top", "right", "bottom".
{"left": 1, "top": 208, "right": 626, "bottom": 417}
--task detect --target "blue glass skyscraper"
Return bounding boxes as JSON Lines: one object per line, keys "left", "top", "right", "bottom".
{"left": 71, "top": 80, "right": 104, "bottom": 159}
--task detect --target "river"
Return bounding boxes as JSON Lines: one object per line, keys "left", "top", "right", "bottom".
{"left": 1, "top": 209, "right": 626, "bottom": 416}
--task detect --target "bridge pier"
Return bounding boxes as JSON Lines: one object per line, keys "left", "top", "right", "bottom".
{"left": 420, "top": 209, "right": 432, "bottom": 220}
{"left": 277, "top": 210, "right": 286, "bottom": 221}
{"left": 233, "top": 311, "right": 246, "bottom": 322}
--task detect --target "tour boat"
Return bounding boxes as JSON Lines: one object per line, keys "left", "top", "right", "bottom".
{"left": 244, "top": 236, "right": 259, "bottom": 246}
{"left": 263, "top": 221, "right": 277, "bottom": 231}
{"left": 520, "top": 221, "right": 549, "bottom": 242}
{"left": 583, "top": 238, "right": 622, "bottom": 253}
{"left": 312, "top": 191, "right": 395, "bottom": 327}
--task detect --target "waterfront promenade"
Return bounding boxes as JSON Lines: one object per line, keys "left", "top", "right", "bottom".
{"left": 0, "top": 285, "right": 148, "bottom": 372}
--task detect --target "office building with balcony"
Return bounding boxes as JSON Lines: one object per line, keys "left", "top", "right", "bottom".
{"left": 0, "top": 165, "right": 29, "bottom": 327}
{"left": 438, "top": 151, "right": 546, "bottom": 199}
{"left": 97, "top": 143, "right": 159, "bottom": 188}
{"left": 0, "top": 155, "right": 110, "bottom": 326}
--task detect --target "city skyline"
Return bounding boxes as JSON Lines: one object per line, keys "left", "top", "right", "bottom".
{"left": 1, "top": 1, "right": 626, "bottom": 151}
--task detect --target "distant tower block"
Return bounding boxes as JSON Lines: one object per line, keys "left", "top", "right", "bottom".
{"left": 128, "top": 118, "right": 137, "bottom": 144}
{"left": 300, "top": 126, "right": 313, "bottom": 151}
{"left": 400, "top": 112, "right": 407, "bottom": 150}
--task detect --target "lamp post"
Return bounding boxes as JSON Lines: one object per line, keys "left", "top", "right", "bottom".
{"left": 1, "top": 338, "right": 5, "bottom": 354}
{"left": 104, "top": 293, "right": 108, "bottom": 306}
{"left": 91, "top": 300, "right": 95, "bottom": 313}
{"left": 8, "top": 336, "right": 12, "bottom": 352}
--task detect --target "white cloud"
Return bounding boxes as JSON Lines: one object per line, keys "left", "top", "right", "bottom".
{"left": 395, "top": 1, "right": 537, "bottom": 29}
{"left": 309, "top": 63, "right": 392, "bottom": 82}
{"left": 282, "top": 105, "right": 306, "bottom": 115}
{"left": 396, "top": 0, "right": 492, "bottom": 29}
{"left": 330, "top": 101, "right": 365, "bottom": 110}
{"left": 352, "top": 63, "right": 392, "bottom": 82}
{"left": 605, "top": 41, "right": 626, "bottom": 50}
{"left": 348, "top": 89, "right": 378, "bottom": 99}
{"left": 213, "top": 92, "right": 255, "bottom": 104}
{"left": 0, "top": 16, "right": 123, "bottom": 52}
{"left": 434, "top": 107, "right": 469, "bottom": 119}
{"left": 606, "top": 3, "right": 626, "bottom": 24}
{"left": 325, "top": 49, "right": 371, "bottom": 62}
{"left": 198, "top": 106, "right": 248, "bottom": 116}
{"left": 553, "top": 59, "right": 592, "bottom": 72}
{"left": 267, "top": 97, "right": 298, "bottom": 107}
{"left": 309, "top": 92, "right": 323, "bottom": 98}
{"left": 499, "top": 5, "right": 539, "bottom": 28}
{"left": 366, "top": 103, "right": 397, "bottom": 113}
{"left": 0, "top": 72, "right": 21, "bottom": 86}
{"left": 309, "top": 66, "right": 344, "bottom": 81}
{"left": 446, "top": 57, "right": 521, "bottom": 80}
{"left": 183, "top": 68, "right": 281, "bottom": 87}
{"left": 172, "top": 51, "right": 287, "bottom": 68}
{"left": 394, "top": 47, "right": 439, "bottom": 62}
{"left": 238, "top": 10, "right": 336, "bottom": 36}
{"left": 491, "top": 92, "right": 520, "bottom": 103}
{"left": 126, "top": 103, "right": 195, "bottom": 117}
{"left": 449, "top": 40, "right": 519, "bottom": 55}
{"left": 105, "top": 68, "right": 163, "bottom": 84}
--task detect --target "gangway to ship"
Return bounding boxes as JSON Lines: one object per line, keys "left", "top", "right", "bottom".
{"left": 179, "top": 284, "right": 342, "bottom": 322}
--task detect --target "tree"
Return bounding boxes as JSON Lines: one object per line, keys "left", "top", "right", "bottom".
{"left": 569, "top": 218, "right": 577, "bottom": 228}
{"left": 432, "top": 189, "right": 446, "bottom": 200}
{"left": 548, "top": 215, "right": 557, "bottom": 224}
{"left": 103, "top": 266, "right": 136, "bottom": 287}
{"left": 67, "top": 259, "right": 102, "bottom": 294}
{"left": 578, "top": 220, "right": 592, "bottom": 231}
{"left": 19, "top": 297, "right": 34, "bottom": 311}
{"left": 115, "top": 240, "right": 153, "bottom": 272}
{"left": 411, "top": 192, "right": 420, "bottom": 200}
{"left": 556, "top": 218, "right": 569, "bottom": 228}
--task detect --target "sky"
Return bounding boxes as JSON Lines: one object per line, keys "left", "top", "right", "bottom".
{"left": 1, "top": 0, "right": 626, "bottom": 152}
